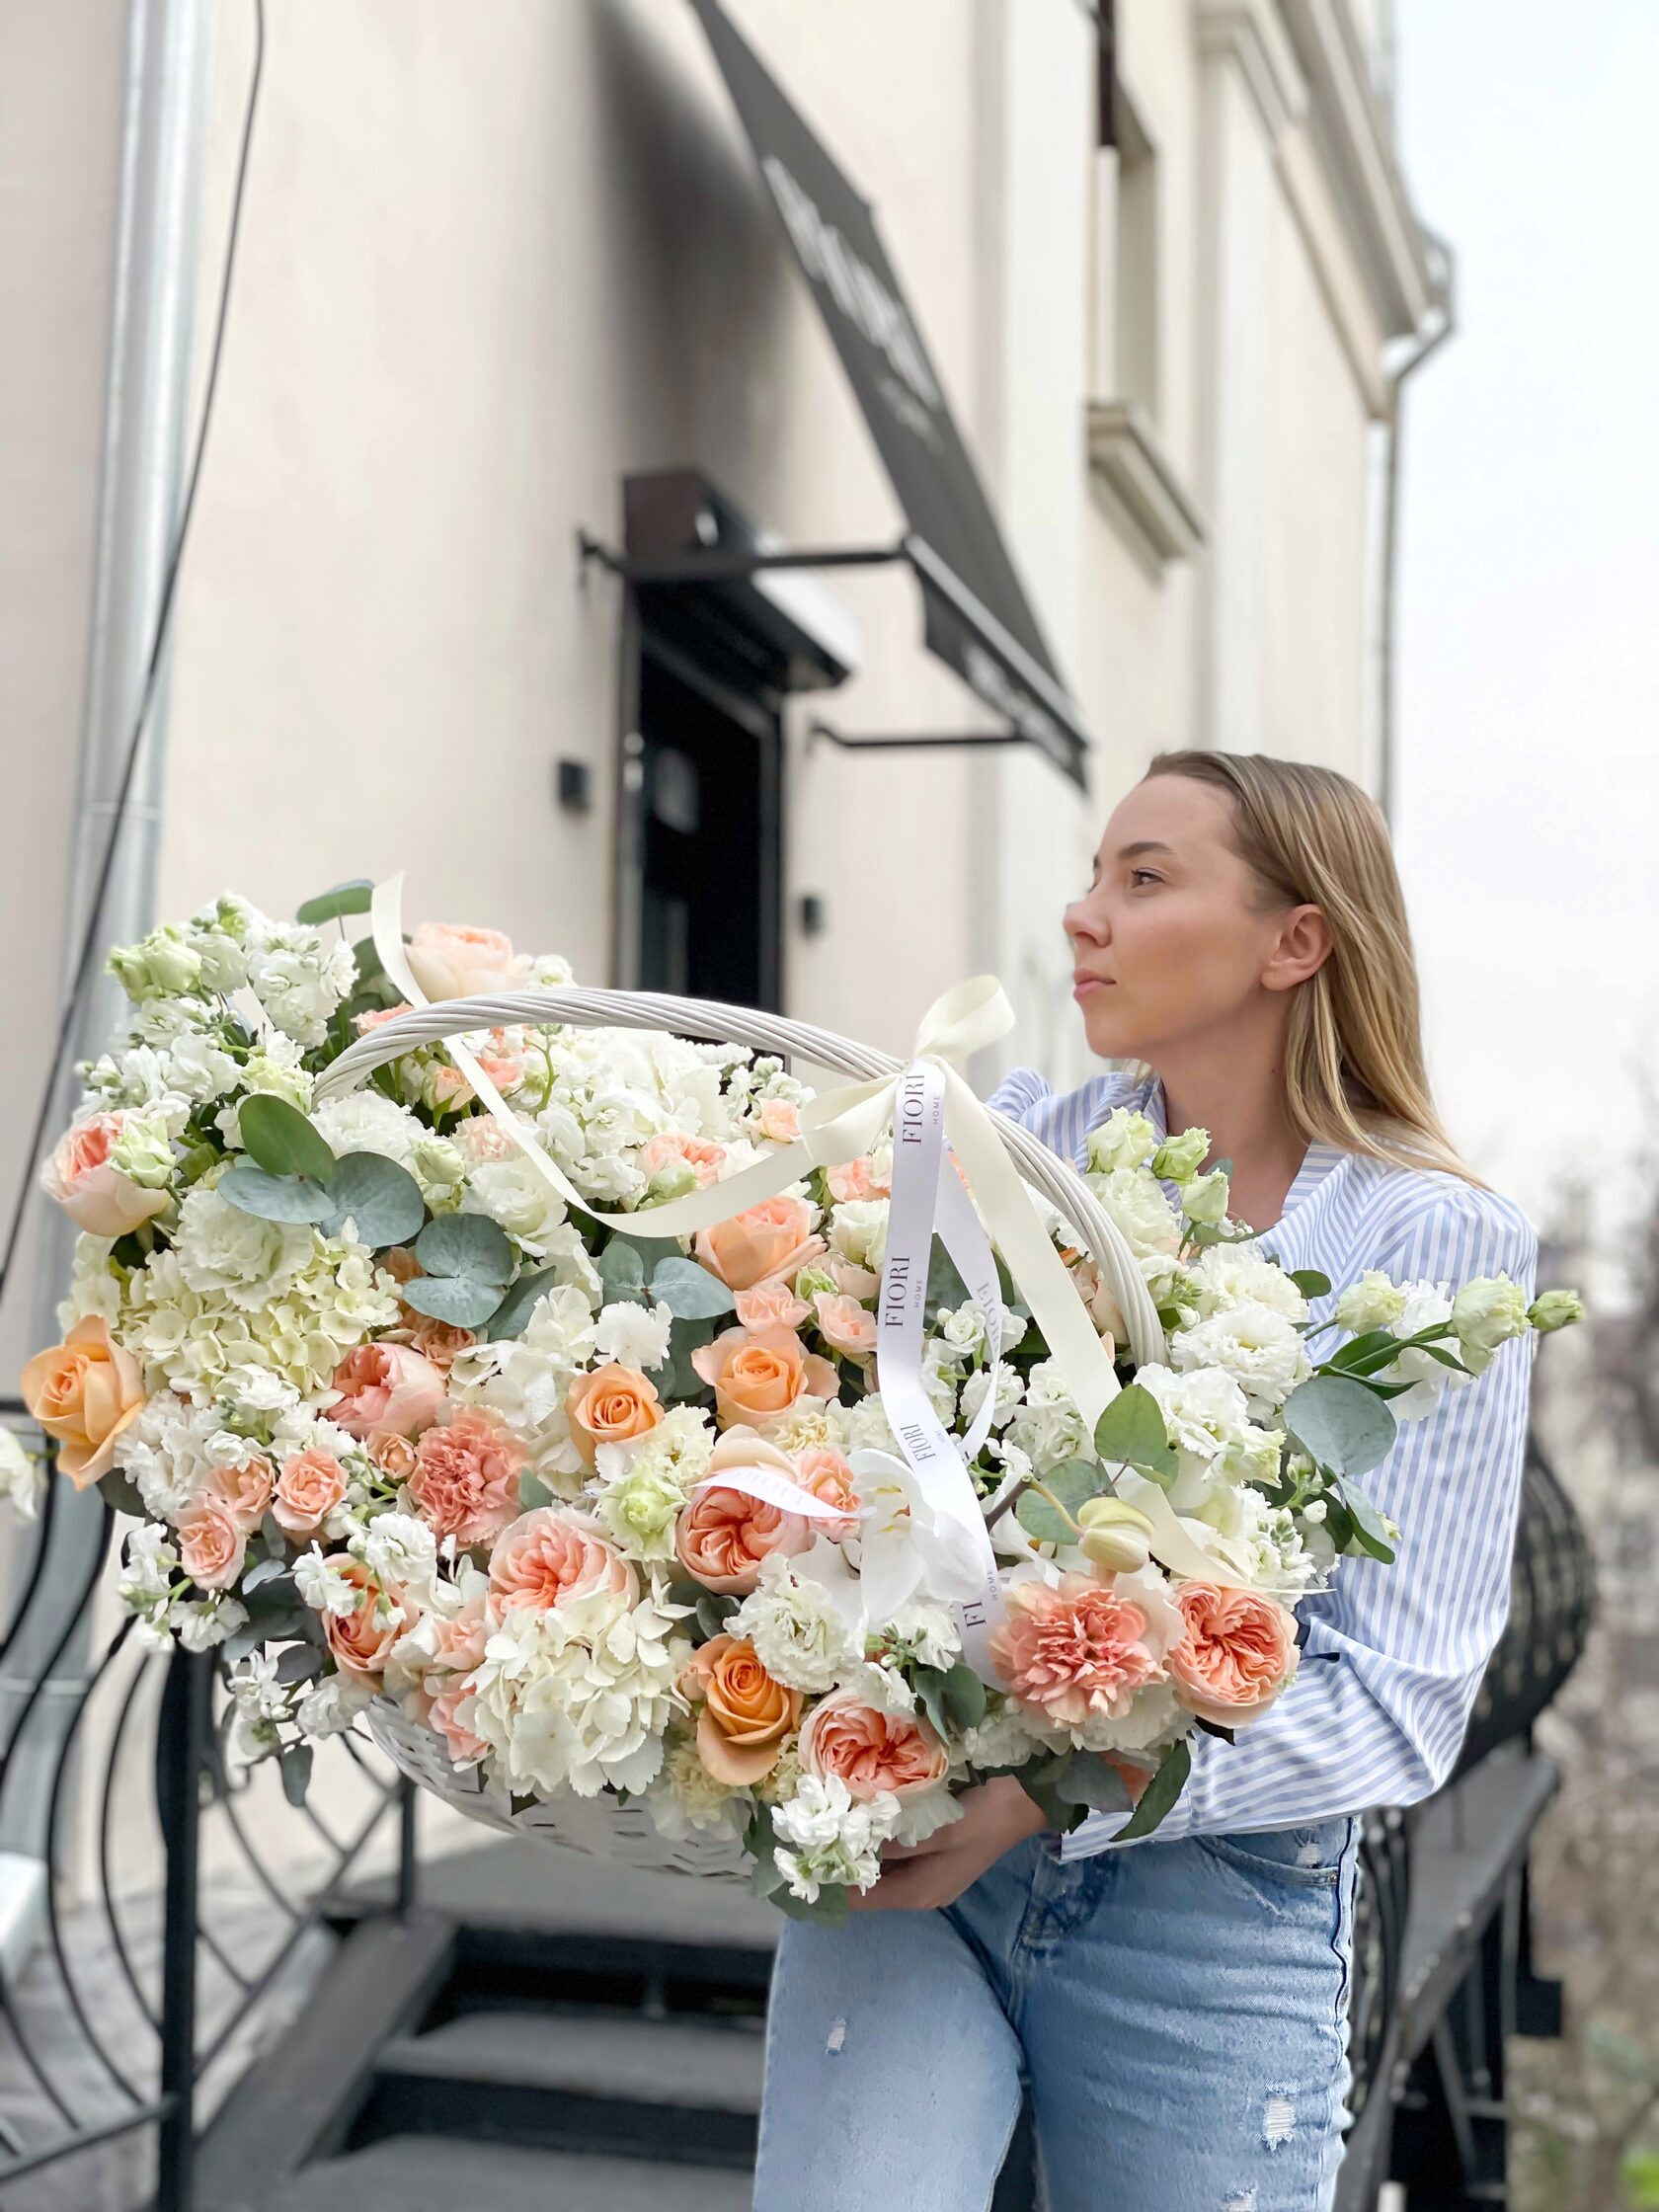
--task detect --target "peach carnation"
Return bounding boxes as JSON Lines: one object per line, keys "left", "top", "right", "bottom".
{"left": 410, "top": 1407, "right": 525, "bottom": 1545}
{"left": 990, "top": 1574, "right": 1165, "bottom": 1732}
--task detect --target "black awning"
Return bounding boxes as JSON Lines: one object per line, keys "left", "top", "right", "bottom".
{"left": 690, "top": 0, "right": 1091, "bottom": 789}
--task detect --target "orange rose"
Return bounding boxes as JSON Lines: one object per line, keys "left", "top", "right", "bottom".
{"left": 1167, "top": 1583, "right": 1298, "bottom": 1725}
{"left": 687, "top": 1633, "right": 803, "bottom": 1784}
{"left": 21, "top": 1316, "right": 146, "bottom": 1490}
{"left": 689, "top": 1323, "right": 839, "bottom": 1433}
{"left": 693, "top": 1196, "right": 826, "bottom": 1293}
{"left": 564, "top": 1362, "right": 664, "bottom": 1466}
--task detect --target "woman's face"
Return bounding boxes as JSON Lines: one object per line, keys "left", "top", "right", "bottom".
{"left": 1065, "top": 775, "right": 1299, "bottom": 1063}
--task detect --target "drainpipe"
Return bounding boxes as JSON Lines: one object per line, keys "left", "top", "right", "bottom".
{"left": 1377, "top": 224, "right": 1456, "bottom": 825}
{"left": 1, "top": 0, "right": 208, "bottom": 1949}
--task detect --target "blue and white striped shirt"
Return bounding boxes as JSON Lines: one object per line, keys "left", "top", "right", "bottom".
{"left": 986, "top": 1065, "right": 1540, "bottom": 1855}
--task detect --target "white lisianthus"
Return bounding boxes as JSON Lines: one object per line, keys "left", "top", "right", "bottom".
{"left": 592, "top": 1412, "right": 712, "bottom": 1561}
{"left": 1168, "top": 1303, "right": 1311, "bottom": 1421}
{"left": 1086, "top": 1109, "right": 1160, "bottom": 1175}
{"left": 310, "top": 1090, "right": 424, "bottom": 1167}
{"left": 411, "top": 1133, "right": 468, "bottom": 1210}
{"left": 1334, "top": 1270, "right": 1407, "bottom": 1333}
{"left": 461, "top": 1156, "right": 571, "bottom": 1260}
{"left": 1529, "top": 1289, "right": 1584, "bottom": 1334}
{"left": 109, "top": 1108, "right": 179, "bottom": 1190}
{"left": 770, "top": 1775, "right": 900, "bottom": 1901}
{"left": 465, "top": 1581, "right": 690, "bottom": 1798}
{"left": 1134, "top": 1363, "right": 1251, "bottom": 1461}
{"left": 731, "top": 1553, "right": 860, "bottom": 1694}
{"left": 1451, "top": 1274, "right": 1532, "bottom": 1375}
{"left": 594, "top": 1299, "right": 673, "bottom": 1373}
{"left": 1180, "top": 1169, "right": 1231, "bottom": 1227}
{"left": 1150, "top": 1127, "right": 1210, "bottom": 1183}
{"left": 829, "top": 1198, "right": 889, "bottom": 1273}
{"left": 1374, "top": 1281, "right": 1467, "bottom": 1423}
{"left": 1187, "top": 1245, "right": 1309, "bottom": 1326}
{"left": 1087, "top": 1166, "right": 1184, "bottom": 1263}
{"left": 0, "top": 1428, "right": 46, "bottom": 1521}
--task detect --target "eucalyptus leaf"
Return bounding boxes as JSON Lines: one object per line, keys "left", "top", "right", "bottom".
{"left": 101, "top": 1470, "right": 148, "bottom": 1519}
{"left": 320, "top": 1151, "right": 426, "bottom": 1247}
{"left": 241, "top": 1557, "right": 290, "bottom": 1595}
{"left": 773, "top": 1883, "right": 850, "bottom": 1926}
{"left": 1093, "top": 1383, "right": 1177, "bottom": 1480}
{"left": 1288, "top": 1269, "right": 1332, "bottom": 1299}
{"left": 399, "top": 1274, "right": 505, "bottom": 1329}
{"left": 517, "top": 1469, "right": 556, "bottom": 1510}
{"left": 275, "top": 1644, "right": 324, "bottom": 1685}
{"left": 415, "top": 1211, "right": 514, "bottom": 1287}
{"left": 484, "top": 1267, "right": 559, "bottom": 1342}
{"left": 649, "top": 1255, "right": 737, "bottom": 1320}
{"left": 1052, "top": 1750, "right": 1136, "bottom": 1814}
{"left": 350, "top": 933, "right": 386, "bottom": 987}
{"left": 940, "top": 1662, "right": 988, "bottom": 1733}
{"left": 218, "top": 1160, "right": 338, "bottom": 1224}
{"left": 596, "top": 1237, "right": 649, "bottom": 1305}
{"left": 910, "top": 1666, "right": 949, "bottom": 1741}
{"left": 1112, "top": 1736, "right": 1192, "bottom": 1842}
{"left": 1283, "top": 1372, "right": 1398, "bottom": 1480}
{"left": 695, "top": 1591, "right": 741, "bottom": 1641}
{"left": 278, "top": 1742, "right": 314, "bottom": 1808}
{"left": 238, "top": 1094, "right": 338, "bottom": 1184}
{"left": 295, "top": 879, "right": 374, "bottom": 925}
{"left": 1014, "top": 1459, "right": 1114, "bottom": 1544}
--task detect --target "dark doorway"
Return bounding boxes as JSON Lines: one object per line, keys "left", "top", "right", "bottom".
{"left": 622, "top": 632, "right": 783, "bottom": 1009}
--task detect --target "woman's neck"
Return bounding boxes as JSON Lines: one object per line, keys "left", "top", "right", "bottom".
{"left": 1151, "top": 1039, "right": 1307, "bottom": 1234}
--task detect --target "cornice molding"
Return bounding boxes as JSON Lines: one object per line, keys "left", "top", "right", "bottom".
{"left": 1193, "top": 0, "right": 1307, "bottom": 144}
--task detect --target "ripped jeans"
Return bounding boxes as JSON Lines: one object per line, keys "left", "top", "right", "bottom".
{"left": 753, "top": 1818, "right": 1359, "bottom": 2212}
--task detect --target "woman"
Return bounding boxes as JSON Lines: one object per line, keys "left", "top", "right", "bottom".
{"left": 752, "top": 750, "right": 1539, "bottom": 2210}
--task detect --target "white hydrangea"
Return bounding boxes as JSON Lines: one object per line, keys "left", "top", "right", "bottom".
{"left": 465, "top": 1582, "right": 690, "bottom": 1798}
{"left": 770, "top": 1775, "right": 899, "bottom": 1902}
{"left": 731, "top": 1553, "right": 860, "bottom": 1694}
{"left": 593, "top": 1299, "right": 673, "bottom": 1372}
{"left": 1167, "top": 1303, "right": 1311, "bottom": 1421}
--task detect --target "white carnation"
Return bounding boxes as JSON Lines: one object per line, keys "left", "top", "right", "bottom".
{"left": 1187, "top": 1245, "right": 1310, "bottom": 1325}
{"left": 593, "top": 1300, "right": 673, "bottom": 1372}
{"left": 175, "top": 1185, "right": 316, "bottom": 1312}
{"left": 731, "top": 1553, "right": 860, "bottom": 1694}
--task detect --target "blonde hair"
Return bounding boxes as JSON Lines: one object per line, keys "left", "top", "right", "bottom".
{"left": 1144, "top": 750, "right": 1478, "bottom": 1186}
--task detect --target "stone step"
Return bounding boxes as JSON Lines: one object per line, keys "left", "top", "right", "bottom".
{"left": 263, "top": 2135, "right": 752, "bottom": 2212}
{"left": 363, "top": 2006, "right": 764, "bottom": 2167}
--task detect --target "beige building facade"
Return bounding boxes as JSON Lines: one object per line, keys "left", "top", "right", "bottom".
{"left": 2, "top": 0, "right": 1444, "bottom": 1382}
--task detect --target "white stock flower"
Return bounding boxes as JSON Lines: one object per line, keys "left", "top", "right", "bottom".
{"left": 731, "top": 1553, "right": 860, "bottom": 1694}
{"left": 876, "top": 1601, "right": 962, "bottom": 1673}
{"left": 0, "top": 1429, "right": 46, "bottom": 1521}
{"left": 294, "top": 1546, "right": 365, "bottom": 1620}
{"left": 465, "top": 1581, "right": 689, "bottom": 1799}
{"left": 770, "top": 1775, "right": 900, "bottom": 1902}
{"left": 1003, "top": 1360, "right": 1090, "bottom": 1470}
{"left": 892, "top": 1785, "right": 965, "bottom": 1849}
{"left": 296, "top": 1673, "right": 375, "bottom": 1740}
{"left": 959, "top": 1364, "right": 1025, "bottom": 1432}
{"left": 1168, "top": 1303, "right": 1311, "bottom": 1420}
{"left": 358, "top": 1511, "right": 438, "bottom": 1593}
{"left": 594, "top": 1300, "right": 673, "bottom": 1372}
{"left": 175, "top": 1594, "right": 248, "bottom": 1654}
{"left": 449, "top": 1282, "right": 599, "bottom": 1484}
{"left": 246, "top": 926, "right": 356, "bottom": 1046}
{"left": 58, "top": 1234, "right": 123, "bottom": 1333}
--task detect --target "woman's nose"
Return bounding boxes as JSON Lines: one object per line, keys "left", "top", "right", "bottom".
{"left": 1065, "top": 897, "right": 1108, "bottom": 945}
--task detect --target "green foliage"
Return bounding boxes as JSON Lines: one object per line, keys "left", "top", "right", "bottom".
{"left": 238, "top": 1094, "right": 337, "bottom": 1183}
{"left": 99, "top": 1469, "right": 148, "bottom": 1519}
{"left": 1014, "top": 1458, "right": 1115, "bottom": 1543}
{"left": 650, "top": 1256, "right": 737, "bottom": 1320}
{"left": 319, "top": 1151, "right": 426, "bottom": 1247}
{"left": 278, "top": 1741, "right": 314, "bottom": 1808}
{"left": 219, "top": 1159, "right": 337, "bottom": 1224}
{"left": 1283, "top": 1372, "right": 1398, "bottom": 1479}
{"left": 295, "top": 879, "right": 374, "bottom": 925}
{"left": 484, "top": 1267, "right": 560, "bottom": 1343}
{"left": 1334, "top": 1476, "right": 1396, "bottom": 1563}
{"left": 595, "top": 1236, "right": 649, "bottom": 1306}
{"left": 1093, "top": 1382, "right": 1178, "bottom": 1480}
{"left": 1112, "top": 1736, "right": 1192, "bottom": 1841}
{"left": 1288, "top": 1269, "right": 1332, "bottom": 1298}
{"left": 404, "top": 1211, "right": 515, "bottom": 1325}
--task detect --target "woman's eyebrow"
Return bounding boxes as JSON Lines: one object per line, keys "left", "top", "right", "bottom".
{"left": 1118, "top": 839, "right": 1175, "bottom": 860}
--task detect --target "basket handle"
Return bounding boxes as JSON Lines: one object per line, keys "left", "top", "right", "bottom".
{"left": 315, "top": 986, "right": 1166, "bottom": 1369}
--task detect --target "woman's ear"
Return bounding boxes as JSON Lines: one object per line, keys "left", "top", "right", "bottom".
{"left": 1261, "top": 905, "right": 1333, "bottom": 993}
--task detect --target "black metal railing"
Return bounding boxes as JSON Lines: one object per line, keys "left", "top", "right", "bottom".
{"left": 0, "top": 1406, "right": 414, "bottom": 2209}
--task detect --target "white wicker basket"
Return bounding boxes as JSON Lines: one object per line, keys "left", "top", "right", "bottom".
{"left": 319, "top": 985, "right": 1163, "bottom": 1879}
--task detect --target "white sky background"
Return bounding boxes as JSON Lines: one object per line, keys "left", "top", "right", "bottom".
{"left": 1392, "top": 1, "right": 1659, "bottom": 1256}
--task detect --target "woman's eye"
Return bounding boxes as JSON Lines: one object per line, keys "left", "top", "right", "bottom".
{"left": 1129, "top": 868, "right": 1162, "bottom": 889}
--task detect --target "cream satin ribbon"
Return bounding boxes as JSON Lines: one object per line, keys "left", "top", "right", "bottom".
{"left": 363, "top": 877, "right": 1230, "bottom": 1586}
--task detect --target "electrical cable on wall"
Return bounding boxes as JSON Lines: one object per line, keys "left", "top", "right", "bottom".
{"left": 0, "top": 0, "right": 267, "bottom": 1313}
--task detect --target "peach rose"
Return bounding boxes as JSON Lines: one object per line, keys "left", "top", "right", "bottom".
{"left": 675, "top": 1430, "right": 813, "bottom": 1594}
{"left": 1064, "top": 1250, "right": 1125, "bottom": 1353}
{"left": 565, "top": 1362, "right": 664, "bottom": 1466}
{"left": 755, "top": 1098, "right": 801, "bottom": 1144}
{"left": 404, "top": 921, "right": 532, "bottom": 1001}
{"left": 176, "top": 1498, "right": 247, "bottom": 1591}
{"left": 40, "top": 1113, "right": 170, "bottom": 1239}
{"left": 22, "top": 1316, "right": 146, "bottom": 1490}
{"left": 204, "top": 1453, "right": 275, "bottom": 1533}
{"left": 826, "top": 1155, "right": 890, "bottom": 1203}
{"left": 410, "top": 1407, "right": 525, "bottom": 1545}
{"left": 322, "top": 1558, "right": 415, "bottom": 1679}
{"left": 1167, "top": 1582, "right": 1299, "bottom": 1726}
{"left": 792, "top": 1446, "right": 861, "bottom": 1541}
{"left": 689, "top": 1323, "right": 839, "bottom": 1433}
{"left": 734, "top": 1281, "right": 811, "bottom": 1332}
{"left": 273, "top": 1446, "right": 350, "bottom": 1536}
{"left": 694, "top": 1196, "right": 826, "bottom": 1293}
{"left": 367, "top": 1430, "right": 420, "bottom": 1482}
{"left": 427, "top": 1676, "right": 489, "bottom": 1765}
{"left": 640, "top": 1132, "right": 727, "bottom": 1189}
{"left": 799, "top": 1689, "right": 949, "bottom": 1800}
{"left": 330, "top": 1342, "right": 445, "bottom": 1440}
{"left": 812, "top": 1291, "right": 878, "bottom": 1359}
{"left": 687, "top": 1633, "right": 803, "bottom": 1784}
{"left": 355, "top": 1000, "right": 414, "bottom": 1035}
{"left": 989, "top": 1574, "right": 1165, "bottom": 1731}
{"left": 827, "top": 1255, "right": 882, "bottom": 1301}
{"left": 488, "top": 1507, "right": 637, "bottom": 1614}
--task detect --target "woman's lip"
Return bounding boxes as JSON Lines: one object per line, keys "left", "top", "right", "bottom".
{"left": 1072, "top": 976, "right": 1114, "bottom": 998}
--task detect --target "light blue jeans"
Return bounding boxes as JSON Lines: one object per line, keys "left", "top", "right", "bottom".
{"left": 754, "top": 1817, "right": 1360, "bottom": 2211}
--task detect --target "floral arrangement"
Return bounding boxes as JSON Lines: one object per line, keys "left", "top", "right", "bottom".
{"left": 19, "top": 883, "right": 1583, "bottom": 1915}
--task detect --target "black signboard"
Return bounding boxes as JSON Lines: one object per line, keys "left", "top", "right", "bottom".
{"left": 691, "top": 0, "right": 1090, "bottom": 786}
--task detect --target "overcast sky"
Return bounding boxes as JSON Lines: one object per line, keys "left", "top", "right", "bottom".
{"left": 1391, "top": 1, "right": 1659, "bottom": 1261}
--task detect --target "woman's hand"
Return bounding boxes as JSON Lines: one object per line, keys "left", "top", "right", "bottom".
{"left": 848, "top": 1776, "right": 1050, "bottom": 1913}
